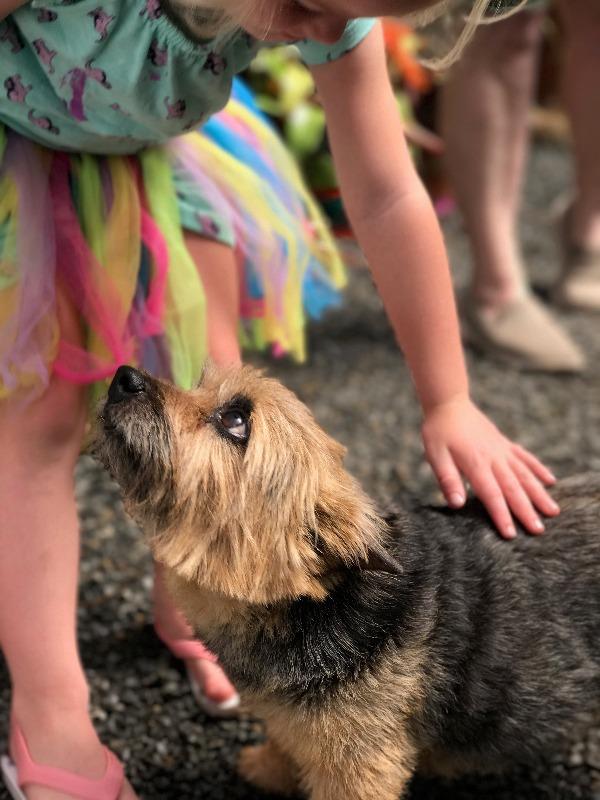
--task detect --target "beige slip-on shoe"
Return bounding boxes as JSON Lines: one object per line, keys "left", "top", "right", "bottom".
{"left": 552, "top": 207, "right": 600, "bottom": 311}
{"left": 460, "top": 292, "right": 586, "bottom": 373}
{"left": 553, "top": 242, "right": 600, "bottom": 312}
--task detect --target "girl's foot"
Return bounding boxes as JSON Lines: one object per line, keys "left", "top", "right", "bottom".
{"left": 153, "top": 606, "right": 240, "bottom": 716}
{"left": 7, "top": 700, "right": 138, "bottom": 800}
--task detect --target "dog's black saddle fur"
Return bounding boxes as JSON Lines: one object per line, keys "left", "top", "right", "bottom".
{"left": 206, "top": 473, "right": 600, "bottom": 772}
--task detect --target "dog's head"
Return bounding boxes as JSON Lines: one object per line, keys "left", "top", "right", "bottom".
{"left": 95, "top": 364, "right": 391, "bottom": 603}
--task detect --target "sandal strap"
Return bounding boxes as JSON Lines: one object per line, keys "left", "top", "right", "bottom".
{"left": 154, "top": 622, "right": 218, "bottom": 663}
{"left": 10, "top": 723, "right": 124, "bottom": 800}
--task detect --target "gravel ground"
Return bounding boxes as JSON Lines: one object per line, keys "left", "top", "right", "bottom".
{"left": 2, "top": 140, "right": 600, "bottom": 799}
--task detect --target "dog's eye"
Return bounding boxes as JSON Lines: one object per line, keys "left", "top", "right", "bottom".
{"left": 217, "top": 408, "right": 249, "bottom": 442}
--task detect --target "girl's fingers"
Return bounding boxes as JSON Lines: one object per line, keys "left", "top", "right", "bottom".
{"left": 509, "top": 457, "right": 561, "bottom": 518}
{"left": 511, "top": 444, "right": 557, "bottom": 487}
{"left": 425, "top": 443, "right": 466, "bottom": 508}
{"left": 492, "top": 462, "right": 545, "bottom": 535}
{"left": 427, "top": 435, "right": 560, "bottom": 538}
{"left": 463, "top": 465, "right": 517, "bottom": 540}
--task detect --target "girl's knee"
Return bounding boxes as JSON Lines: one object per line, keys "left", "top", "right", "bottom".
{"left": 0, "top": 375, "right": 87, "bottom": 465}
{"left": 1, "top": 288, "right": 89, "bottom": 462}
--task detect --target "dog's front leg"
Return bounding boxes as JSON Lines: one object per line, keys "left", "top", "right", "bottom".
{"left": 238, "top": 738, "right": 300, "bottom": 796}
{"left": 298, "top": 728, "right": 417, "bottom": 800}
{"left": 303, "top": 759, "right": 413, "bottom": 800}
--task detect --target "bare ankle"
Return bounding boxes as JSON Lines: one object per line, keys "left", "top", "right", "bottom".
{"left": 470, "top": 282, "right": 527, "bottom": 310}
{"left": 12, "top": 680, "right": 91, "bottom": 728}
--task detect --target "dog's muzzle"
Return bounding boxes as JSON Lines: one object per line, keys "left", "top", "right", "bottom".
{"left": 98, "top": 366, "right": 175, "bottom": 520}
{"left": 107, "top": 365, "right": 147, "bottom": 405}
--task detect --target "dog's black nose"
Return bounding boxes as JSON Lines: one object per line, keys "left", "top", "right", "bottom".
{"left": 108, "top": 366, "right": 146, "bottom": 404}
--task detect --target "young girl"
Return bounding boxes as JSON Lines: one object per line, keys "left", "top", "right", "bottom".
{"left": 0, "top": 0, "right": 560, "bottom": 797}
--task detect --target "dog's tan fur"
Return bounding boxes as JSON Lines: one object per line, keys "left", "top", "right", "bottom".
{"left": 96, "top": 364, "right": 600, "bottom": 800}
{"left": 98, "top": 365, "right": 423, "bottom": 796}
{"left": 142, "top": 366, "right": 385, "bottom": 604}
{"left": 238, "top": 658, "right": 424, "bottom": 799}
{"left": 172, "top": 572, "right": 427, "bottom": 798}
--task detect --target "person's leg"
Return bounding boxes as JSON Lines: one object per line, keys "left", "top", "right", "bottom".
{"left": 441, "top": 10, "right": 545, "bottom": 307}
{"left": 440, "top": 9, "right": 584, "bottom": 370}
{"left": 0, "top": 294, "right": 137, "bottom": 800}
{"left": 557, "top": 0, "right": 600, "bottom": 250}
{"left": 153, "top": 235, "right": 241, "bottom": 706}
{"left": 552, "top": 0, "right": 600, "bottom": 310}
{"left": 187, "top": 235, "right": 244, "bottom": 368}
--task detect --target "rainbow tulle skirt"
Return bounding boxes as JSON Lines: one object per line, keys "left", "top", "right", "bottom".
{"left": 0, "top": 81, "right": 345, "bottom": 407}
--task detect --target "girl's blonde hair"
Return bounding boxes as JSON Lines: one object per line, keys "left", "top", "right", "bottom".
{"left": 164, "top": 0, "right": 280, "bottom": 41}
{"left": 167, "top": 0, "right": 529, "bottom": 67}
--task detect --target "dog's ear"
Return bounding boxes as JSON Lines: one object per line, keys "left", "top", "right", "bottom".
{"left": 359, "top": 542, "right": 403, "bottom": 575}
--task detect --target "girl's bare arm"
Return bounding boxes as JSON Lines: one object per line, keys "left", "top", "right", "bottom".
{"left": 311, "top": 24, "right": 559, "bottom": 538}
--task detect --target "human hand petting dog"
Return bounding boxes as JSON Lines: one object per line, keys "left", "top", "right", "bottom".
{"left": 315, "top": 28, "right": 560, "bottom": 545}
{"left": 422, "top": 395, "right": 560, "bottom": 540}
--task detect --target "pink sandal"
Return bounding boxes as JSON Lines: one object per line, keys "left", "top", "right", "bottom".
{"left": 1, "top": 720, "right": 124, "bottom": 800}
{"left": 154, "top": 623, "right": 240, "bottom": 718}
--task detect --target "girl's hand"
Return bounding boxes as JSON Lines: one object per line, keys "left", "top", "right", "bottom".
{"left": 422, "top": 395, "right": 560, "bottom": 539}
{"left": 312, "top": 29, "right": 558, "bottom": 539}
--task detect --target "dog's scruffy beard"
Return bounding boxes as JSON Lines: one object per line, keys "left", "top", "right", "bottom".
{"left": 93, "top": 364, "right": 390, "bottom": 606}
{"left": 95, "top": 379, "right": 176, "bottom": 530}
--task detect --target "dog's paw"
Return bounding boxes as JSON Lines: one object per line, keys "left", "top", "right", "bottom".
{"left": 238, "top": 743, "right": 299, "bottom": 796}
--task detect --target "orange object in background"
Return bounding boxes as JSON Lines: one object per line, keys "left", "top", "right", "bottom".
{"left": 382, "top": 19, "right": 433, "bottom": 94}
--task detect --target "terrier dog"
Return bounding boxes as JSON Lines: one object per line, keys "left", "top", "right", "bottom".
{"left": 95, "top": 364, "right": 600, "bottom": 800}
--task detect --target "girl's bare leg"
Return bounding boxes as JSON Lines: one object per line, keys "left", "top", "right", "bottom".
{"left": 557, "top": 0, "right": 600, "bottom": 250}
{"left": 440, "top": 11, "right": 584, "bottom": 370}
{"left": 0, "top": 294, "right": 137, "bottom": 799}
{"left": 153, "top": 235, "right": 241, "bottom": 705}
{"left": 440, "top": 11, "right": 545, "bottom": 307}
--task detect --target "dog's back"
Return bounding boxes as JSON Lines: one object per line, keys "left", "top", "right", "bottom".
{"left": 207, "top": 472, "right": 600, "bottom": 775}
{"left": 399, "top": 472, "right": 600, "bottom": 773}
